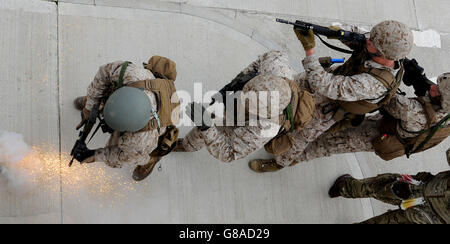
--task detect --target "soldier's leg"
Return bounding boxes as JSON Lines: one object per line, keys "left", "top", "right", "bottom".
{"left": 360, "top": 209, "right": 413, "bottom": 224}
{"left": 176, "top": 128, "right": 206, "bottom": 152}
{"left": 250, "top": 111, "right": 338, "bottom": 172}
{"left": 294, "top": 117, "right": 380, "bottom": 164}
{"left": 334, "top": 173, "right": 403, "bottom": 206}
{"left": 361, "top": 207, "right": 436, "bottom": 224}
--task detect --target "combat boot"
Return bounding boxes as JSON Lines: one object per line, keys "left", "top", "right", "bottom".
{"left": 74, "top": 96, "right": 87, "bottom": 111}
{"left": 329, "top": 174, "right": 353, "bottom": 198}
{"left": 249, "top": 159, "right": 284, "bottom": 173}
{"left": 132, "top": 156, "right": 162, "bottom": 182}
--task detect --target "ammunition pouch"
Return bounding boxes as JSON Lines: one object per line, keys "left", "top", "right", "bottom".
{"left": 264, "top": 82, "right": 316, "bottom": 156}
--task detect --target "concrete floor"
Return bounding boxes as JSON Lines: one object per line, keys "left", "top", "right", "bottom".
{"left": 0, "top": 0, "right": 449, "bottom": 224}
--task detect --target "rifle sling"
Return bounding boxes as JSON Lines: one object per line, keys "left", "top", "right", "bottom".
{"left": 411, "top": 114, "right": 450, "bottom": 154}
{"left": 315, "top": 34, "right": 354, "bottom": 54}
{"left": 117, "top": 61, "right": 131, "bottom": 88}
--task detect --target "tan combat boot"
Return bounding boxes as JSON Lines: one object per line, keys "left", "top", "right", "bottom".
{"left": 249, "top": 159, "right": 283, "bottom": 173}
{"left": 132, "top": 156, "right": 162, "bottom": 182}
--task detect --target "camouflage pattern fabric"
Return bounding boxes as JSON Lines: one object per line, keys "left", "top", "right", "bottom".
{"left": 85, "top": 61, "right": 168, "bottom": 168}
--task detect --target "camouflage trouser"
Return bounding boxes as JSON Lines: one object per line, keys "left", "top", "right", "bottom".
{"left": 294, "top": 117, "right": 380, "bottom": 164}
{"left": 182, "top": 128, "right": 205, "bottom": 152}
{"left": 341, "top": 173, "right": 403, "bottom": 205}
{"left": 360, "top": 209, "right": 415, "bottom": 224}
{"left": 342, "top": 174, "right": 442, "bottom": 224}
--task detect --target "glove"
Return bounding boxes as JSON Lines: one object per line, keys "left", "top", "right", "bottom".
{"left": 327, "top": 26, "right": 342, "bottom": 39}
{"left": 185, "top": 102, "right": 213, "bottom": 131}
{"left": 76, "top": 108, "right": 91, "bottom": 130}
{"left": 294, "top": 28, "right": 315, "bottom": 51}
{"left": 73, "top": 141, "right": 96, "bottom": 163}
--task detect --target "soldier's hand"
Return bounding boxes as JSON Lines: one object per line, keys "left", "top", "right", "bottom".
{"left": 82, "top": 108, "right": 91, "bottom": 120}
{"left": 73, "top": 142, "right": 95, "bottom": 163}
{"left": 294, "top": 28, "right": 315, "bottom": 51}
{"left": 76, "top": 108, "right": 92, "bottom": 130}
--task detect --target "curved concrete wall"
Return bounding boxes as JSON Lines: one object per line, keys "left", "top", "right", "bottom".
{"left": 0, "top": 0, "right": 449, "bottom": 223}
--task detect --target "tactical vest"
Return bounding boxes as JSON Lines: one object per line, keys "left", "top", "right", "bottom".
{"left": 108, "top": 59, "right": 181, "bottom": 133}
{"left": 264, "top": 78, "right": 316, "bottom": 155}
{"left": 127, "top": 79, "right": 180, "bottom": 132}
{"left": 330, "top": 51, "right": 404, "bottom": 118}
{"left": 424, "top": 171, "right": 450, "bottom": 224}
{"left": 373, "top": 99, "right": 450, "bottom": 161}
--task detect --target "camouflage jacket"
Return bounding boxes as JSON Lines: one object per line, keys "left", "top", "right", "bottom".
{"left": 302, "top": 54, "right": 396, "bottom": 103}
{"left": 384, "top": 94, "right": 448, "bottom": 138}
{"left": 200, "top": 51, "right": 294, "bottom": 162}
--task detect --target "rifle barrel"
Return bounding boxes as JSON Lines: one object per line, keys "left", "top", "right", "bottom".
{"left": 69, "top": 157, "right": 75, "bottom": 167}
{"left": 276, "top": 18, "right": 294, "bottom": 25}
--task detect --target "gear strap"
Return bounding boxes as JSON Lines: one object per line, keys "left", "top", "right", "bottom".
{"left": 315, "top": 34, "right": 354, "bottom": 54}
{"left": 117, "top": 61, "right": 131, "bottom": 88}
{"left": 284, "top": 103, "right": 295, "bottom": 132}
{"left": 410, "top": 114, "right": 450, "bottom": 155}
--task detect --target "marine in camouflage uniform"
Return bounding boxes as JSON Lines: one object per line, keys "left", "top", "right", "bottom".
{"left": 75, "top": 60, "right": 172, "bottom": 169}
{"left": 329, "top": 171, "right": 450, "bottom": 224}
{"left": 250, "top": 21, "right": 414, "bottom": 172}
{"left": 271, "top": 55, "right": 398, "bottom": 167}
{"left": 294, "top": 73, "right": 450, "bottom": 163}
{"left": 178, "top": 50, "right": 296, "bottom": 162}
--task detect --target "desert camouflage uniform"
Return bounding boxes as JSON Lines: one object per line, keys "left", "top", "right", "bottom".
{"left": 85, "top": 61, "right": 166, "bottom": 168}
{"left": 181, "top": 51, "right": 294, "bottom": 162}
{"left": 339, "top": 172, "right": 449, "bottom": 224}
{"left": 297, "top": 94, "right": 448, "bottom": 163}
{"left": 273, "top": 54, "right": 397, "bottom": 167}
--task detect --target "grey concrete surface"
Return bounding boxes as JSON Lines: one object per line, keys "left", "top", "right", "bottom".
{"left": 0, "top": 0, "right": 60, "bottom": 224}
{"left": 0, "top": 0, "right": 449, "bottom": 223}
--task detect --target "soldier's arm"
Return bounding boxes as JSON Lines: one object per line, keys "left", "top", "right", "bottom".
{"left": 383, "top": 94, "right": 428, "bottom": 130}
{"left": 201, "top": 121, "right": 281, "bottom": 163}
{"left": 240, "top": 51, "right": 291, "bottom": 76}
{"left": 94, "top": 130, "right": 159, "bottom": 168}
{"left": 85, "top": 61, "right": 127, "bottom": 111}
{"left": 302, "top": 54, "right": 387, "bottom": 101}
{"left": 240, "top": 53, "right": 264, "bottom": 75}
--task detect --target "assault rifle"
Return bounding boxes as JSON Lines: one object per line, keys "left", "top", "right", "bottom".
{"left": 69, "top": 102, "right": 100, "bottom": 167}
{"left": 276, "top": 18, "right": 367, "bottom": 53}
{"left": 403, "top": 58, "right": 435, "bottom": 97}
{"left": 210, "top": 71, "right": 258, "bottom": 106}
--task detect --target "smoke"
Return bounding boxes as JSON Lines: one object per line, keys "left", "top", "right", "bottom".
{"left": 0, "top": 131, "right": 37, "bottom": 194}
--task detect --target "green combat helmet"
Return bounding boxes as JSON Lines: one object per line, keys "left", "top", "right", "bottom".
{"left": 103, "top": 87, "right": 153, "bottom": 132}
